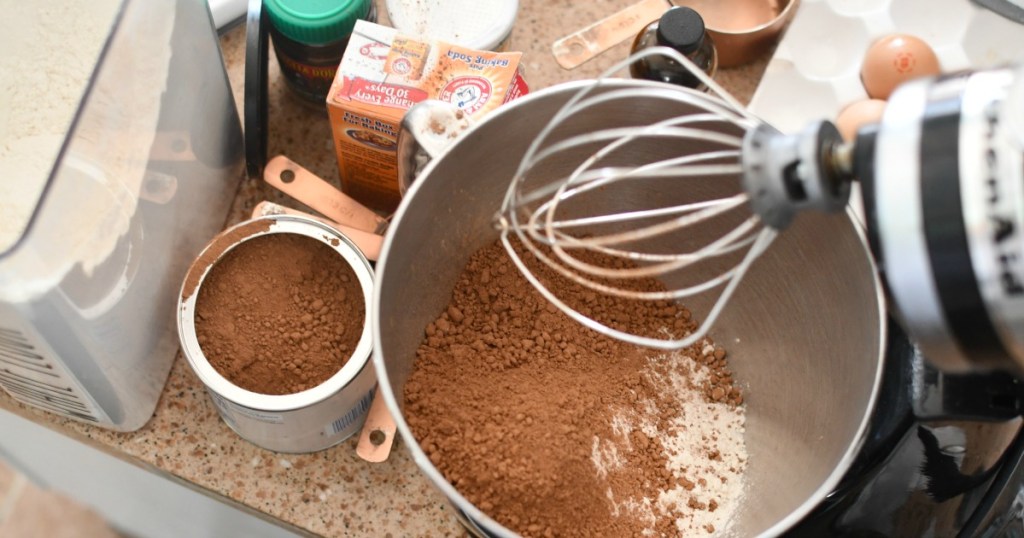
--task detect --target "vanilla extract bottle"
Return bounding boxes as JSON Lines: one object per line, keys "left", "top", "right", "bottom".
{"left": 629, "top": 7, "right": 718, "bottom": 91}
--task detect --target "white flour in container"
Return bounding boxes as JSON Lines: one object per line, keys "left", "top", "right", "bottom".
{"left": 594, "top": 343, "right": 747, "bottom": 535}
{"left": 0, "top": 0, "right": 174, "bottom": 304}
{"left": 0, "top": 0, "right": 122, "bottom": 252}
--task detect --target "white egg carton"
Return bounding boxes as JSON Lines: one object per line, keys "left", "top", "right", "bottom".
{"left": 748, "top": 0, "right": 1024, "bottom": 133}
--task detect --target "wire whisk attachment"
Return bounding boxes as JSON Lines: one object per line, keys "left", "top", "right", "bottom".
{"left": 494, "top": 47, "right": 852, "bottom": 350}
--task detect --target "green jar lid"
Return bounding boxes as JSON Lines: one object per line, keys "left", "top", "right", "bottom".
{"left": 264, "top": 0, "right": 372, "bottom": 45}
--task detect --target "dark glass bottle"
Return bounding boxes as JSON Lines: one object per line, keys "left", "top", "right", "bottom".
{"left": 264, "top": 0, "right": 377, "bottom": 105}
{"left": 629, "top": 7, "right": 717, "bottom": 91}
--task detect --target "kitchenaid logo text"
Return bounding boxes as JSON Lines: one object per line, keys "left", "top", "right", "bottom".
{"left": 983, "top": 99, "right": 1024, "bottom": 296}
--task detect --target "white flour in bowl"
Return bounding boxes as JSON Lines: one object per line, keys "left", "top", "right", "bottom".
{"left": 595, "top": 345, "right": 748, "bottom": 535}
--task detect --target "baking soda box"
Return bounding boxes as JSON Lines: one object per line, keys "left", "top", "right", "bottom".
{"left": 327, "top": 20, "right": 529, "bottom": 212}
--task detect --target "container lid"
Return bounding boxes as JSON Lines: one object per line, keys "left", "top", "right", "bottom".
{"left": 263, "top": 0, "right": 372, "bottom": 45}
{"left": 656, "top": 6, "right": 706, "bottom": 55}
{"left": 385, "top": 0, "right": 518, "bottom": 51}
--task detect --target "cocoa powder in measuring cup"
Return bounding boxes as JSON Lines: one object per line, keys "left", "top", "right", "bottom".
{"left": 194, "top": 233, "right": 364, "bottom": 395}
{"left": 405, "top": 240, "right": 746, "bottom": 536}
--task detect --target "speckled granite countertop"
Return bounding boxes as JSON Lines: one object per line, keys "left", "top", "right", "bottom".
{"left": 0, "top": 1, "right": 773, "bottom": 536}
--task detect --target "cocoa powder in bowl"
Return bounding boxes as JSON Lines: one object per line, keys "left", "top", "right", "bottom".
{"left": 405, "top": 240, "right": 748, "bottom": 536}
{"left": 194, "top": 232, "right": 365, "bottom": 395}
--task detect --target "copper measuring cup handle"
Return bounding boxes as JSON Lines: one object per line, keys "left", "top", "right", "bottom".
{"left": 263, "top": 155, "right": 389, "bottom": 235}
{"left": 355, "top": 390, "right": 398, "bottom": 463}
{"left": 251, "top": 201, "right": 384, "bottom": 261}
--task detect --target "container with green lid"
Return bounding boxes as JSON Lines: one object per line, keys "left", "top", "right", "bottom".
{"left": 264, "top": 0, "right": 376, "bottom": 104}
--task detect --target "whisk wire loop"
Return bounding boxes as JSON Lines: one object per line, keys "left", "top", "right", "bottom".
{"left": 497, "top": 46, "right": 776, "bottom": 349}
{"left": 542, "top": 211, "right": 762, "bottom": 276}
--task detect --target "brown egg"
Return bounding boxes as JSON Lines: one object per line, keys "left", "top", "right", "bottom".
{"left": 836, "top": 99, "right": 887, "bottom": 141}
{"left": 861, "top": 34, "right": 940, "bottom": 100}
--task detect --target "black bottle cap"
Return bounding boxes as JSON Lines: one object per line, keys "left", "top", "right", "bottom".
{"left": 655, "top": 6, "right": 706, "bottom": 54}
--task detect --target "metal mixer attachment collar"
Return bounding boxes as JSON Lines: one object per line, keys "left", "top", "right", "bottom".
{"left": 741, "top": 121, "right": 854, "bottom": 230}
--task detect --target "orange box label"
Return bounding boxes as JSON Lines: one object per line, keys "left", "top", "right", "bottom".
{"left": 327, "top": 20, "right": 528, "bottom": 213}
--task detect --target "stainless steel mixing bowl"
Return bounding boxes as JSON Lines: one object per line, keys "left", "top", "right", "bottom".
{"left": 372, "top": 80, "right": 886, "bottom": 536}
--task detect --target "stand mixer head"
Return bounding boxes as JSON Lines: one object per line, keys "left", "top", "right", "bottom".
{"left": 741, "top": 62, "right": 1024, "bottom": 375}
